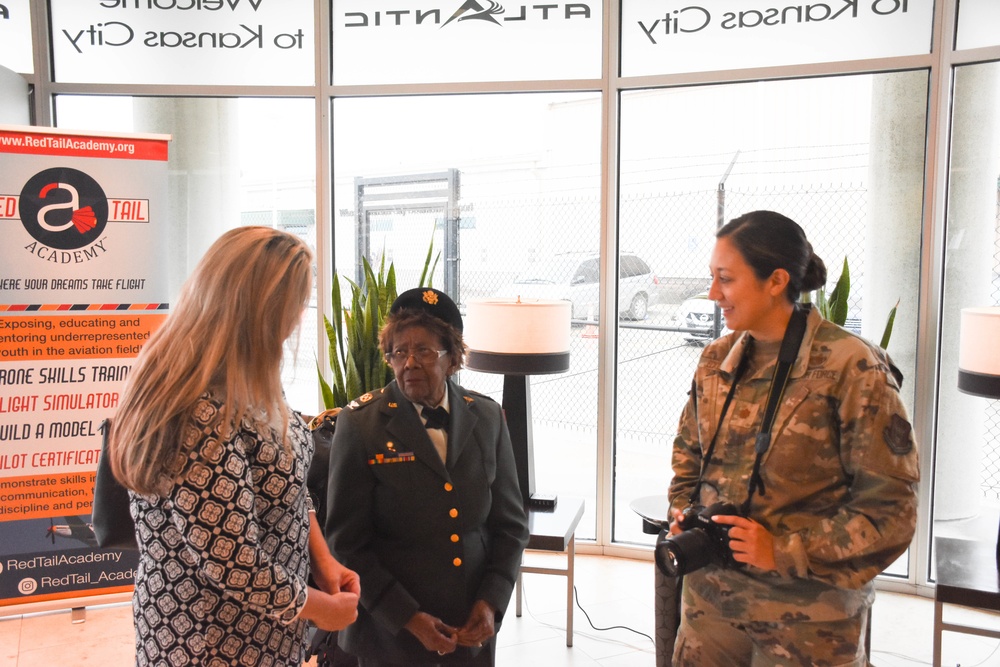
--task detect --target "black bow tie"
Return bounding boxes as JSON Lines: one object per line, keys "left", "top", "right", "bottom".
{"left": 421, "top": 406, "right": 450, "bottom": 432}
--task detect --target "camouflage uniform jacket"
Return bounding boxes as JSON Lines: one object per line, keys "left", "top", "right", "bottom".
{"left": 669, "top": 306, "right": 919, "bottom": 622}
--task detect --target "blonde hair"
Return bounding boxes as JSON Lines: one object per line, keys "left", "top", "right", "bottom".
{"left": 110, "top": 226, "right": 313, "bottom": 495}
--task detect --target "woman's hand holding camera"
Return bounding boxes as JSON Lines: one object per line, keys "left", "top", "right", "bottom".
{"left": 710, "top": 514, "right": 777, "bottom": 572}
{"left": 667, "top": 507, "right": 685, "bottom": 536}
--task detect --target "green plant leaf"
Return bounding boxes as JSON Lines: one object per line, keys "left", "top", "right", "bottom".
{"left": 319, "top": 238, "right": 431, "bottom": 408}
{"left": 826, "top": 257, "right": 850, "bottom": 326}
{"left": 427, "top": 253, "right": 441, "bottom": 287}
{"left": 814, "top": 287, "right": 829, "bottom": 320}
{"left": 323, "top": 314, "right": 346, "bottom": 407}
{"left": 419, "top": 229, "right": 436, "bottom": 287}
{"left": 345, "top": 349, "right": 362, "bottom": 400}
{"left": 331, "top": 276, "right": 346, "bottom": 372}
{"left": 880, "top": 300, "right": 898, "bottom": 350}
{"left": 316, "top": 360, "right": 336, "bottom": 409}
{"left": 385, "top": 265, "right": 397, "bottom": 312}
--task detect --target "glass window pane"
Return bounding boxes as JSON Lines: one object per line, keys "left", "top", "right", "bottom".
{"left": 934, "top": 62, "right": 1000, "bottom": 552}
{"left": 332, "top": 93, "right": 602, "bottom": 538}
{"left": 956, "top": 0, "right": 1000, "bottom": 50}
{"left": 54, "top": 95, "right": 320, "bottom": 414}
{"left": 616, "top": 72, "right": 927, "bottom": 582}
{"left": 49, "top": 1, "right": 314, "bottom": 85}
{"left": 621, "top": 0, "right": 933, "bottom": 77}
{"left": 0, "top": 0, "right": 34, "bottom": 74}
{"left": 331, "top": 0, "right": 602, "bottom": 85}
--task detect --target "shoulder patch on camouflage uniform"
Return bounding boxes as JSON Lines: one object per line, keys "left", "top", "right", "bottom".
{"left": 884, "top": 414, "right": 913, "bottom": 455}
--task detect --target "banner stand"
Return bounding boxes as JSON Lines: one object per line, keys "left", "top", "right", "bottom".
{"left": 1, "top": 124, "right": 171, "bottom": 617}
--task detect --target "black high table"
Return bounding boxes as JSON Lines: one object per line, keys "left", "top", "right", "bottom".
{"left": 933, "top": 536, "right": 1000, "bottom": 665}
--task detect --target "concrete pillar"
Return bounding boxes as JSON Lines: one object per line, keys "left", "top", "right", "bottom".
{"left": 132, "top": 98, "right": 241, "bottom": 298}
{"left": 864, "top": 71, "right": 925, "bottom": 412}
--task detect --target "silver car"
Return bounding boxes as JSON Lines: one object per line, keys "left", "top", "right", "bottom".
{"left": 494, "top": 251, "right": 657, "bottom": 321}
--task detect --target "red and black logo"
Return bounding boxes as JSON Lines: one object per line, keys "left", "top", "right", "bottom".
{"left": 18, "top": 167, "right": 109, "bottom": 250}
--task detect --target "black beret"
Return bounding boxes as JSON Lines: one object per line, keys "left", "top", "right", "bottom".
{"left": 389, "top": 287, "right": 463, "bottom": 333}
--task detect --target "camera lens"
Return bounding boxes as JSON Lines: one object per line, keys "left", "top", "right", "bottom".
{"left": 655, "top": 528, "right": 716, "bottom": 577}
{"left": 656, "top": 542, "right": 683, "bottom": 577}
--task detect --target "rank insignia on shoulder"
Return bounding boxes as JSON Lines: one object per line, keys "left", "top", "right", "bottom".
{"left": 348, "top": 400, "right": 360, "bottom": 409}
{"left": 464, "top": 396, "right": 474, "bottom": 403}
{"left": 388, "top": 402, "right": 398, "bottom": 408}
{"left": 360, "top": 393, "right": 373, "bottom": 403}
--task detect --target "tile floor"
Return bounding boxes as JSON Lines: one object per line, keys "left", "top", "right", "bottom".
{"left": 1, "top": 551, "right": 999, "bottom": 666}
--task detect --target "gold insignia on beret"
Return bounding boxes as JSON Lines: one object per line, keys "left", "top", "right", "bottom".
{"left": 422, "top": 290, "right": 439, "bottom": 305}
{"left": 360, "top": 393, "right": 373, "bottom": 403}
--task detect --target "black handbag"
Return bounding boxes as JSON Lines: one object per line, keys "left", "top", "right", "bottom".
{"left": 92, "top": 418, "right": 138, "bottom": 550}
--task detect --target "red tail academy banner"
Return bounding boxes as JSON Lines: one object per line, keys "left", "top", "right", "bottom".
{"left": 0, "top": 124, "right": 170, "bottom": 611}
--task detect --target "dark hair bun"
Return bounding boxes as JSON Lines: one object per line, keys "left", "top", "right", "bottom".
{"left": 801, "top": 252, "right": 827, "bottom": 292}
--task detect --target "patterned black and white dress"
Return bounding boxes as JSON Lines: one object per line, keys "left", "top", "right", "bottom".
{"left": 131, "top": 393, "right": 314, "bottom": 667}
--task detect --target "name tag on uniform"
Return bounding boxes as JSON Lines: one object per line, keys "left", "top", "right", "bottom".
{"left": 368, "top": 452, "right": 416, "bottom": 465}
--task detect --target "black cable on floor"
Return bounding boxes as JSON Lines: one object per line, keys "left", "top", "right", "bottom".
{"left": 572, "top": 584, "right": 655, "bottom": 645}
{"left": 518, "top": 579, "right": 654, "bottom": 650}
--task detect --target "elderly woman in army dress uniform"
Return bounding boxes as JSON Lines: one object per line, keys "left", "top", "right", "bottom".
{"left": 666, "top": 211, "right": 920, "bottom": 667}
{"left": 324, "top": 287, "right": 529, "bottom": 666}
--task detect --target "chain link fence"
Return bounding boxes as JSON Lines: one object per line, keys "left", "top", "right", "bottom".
{"left": 343, "top": 181, "right": 870, "bottom": 434}
{"left": 982, "top": 180, "right": 1000, "bottom": 499}
{"left": 329, "top": 173, "right": 1000, "bottom": 504}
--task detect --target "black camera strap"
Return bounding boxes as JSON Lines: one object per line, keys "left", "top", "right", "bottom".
{"left": 688, "top": 304, "right": 810, "bottom": 512}
{"left": 740, "top": 304, "right": 809, "bottom": 515}
{"left": 688, "top": 342, "right": 752, "bottom": 507}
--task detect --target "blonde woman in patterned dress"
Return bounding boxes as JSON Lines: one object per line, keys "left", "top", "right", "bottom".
{"left": 109, "top": 226, "right": 360, "bottom": 666}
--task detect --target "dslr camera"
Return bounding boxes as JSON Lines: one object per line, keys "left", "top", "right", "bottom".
{"left": 655, "top": 501, "right": 741, "bottom": 577}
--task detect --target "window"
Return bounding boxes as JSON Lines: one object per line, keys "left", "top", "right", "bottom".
{"left": 333, "top": 92, "right": 603, "bottom": 538}
{"left": 933, "top": 62, "right": 1000, "bottom": 552}
{"left": 614, "top": 73, "right": 927, "bottom": 571}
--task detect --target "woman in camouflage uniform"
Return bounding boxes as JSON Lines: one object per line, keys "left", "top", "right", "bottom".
{"left": 667, "top": 210, "right": 919, "bottom": 666}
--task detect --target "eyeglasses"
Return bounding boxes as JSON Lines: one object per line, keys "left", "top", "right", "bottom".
{"left": 386, "top": 348, "right": 448, "bottom": 365}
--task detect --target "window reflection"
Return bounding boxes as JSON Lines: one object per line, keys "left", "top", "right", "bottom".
{"left": 54, "top": 96, "right": 319, "bottom": 413}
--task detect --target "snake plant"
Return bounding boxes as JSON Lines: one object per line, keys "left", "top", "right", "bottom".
{"left": 812, "top": 257, "right": 897, "bottom": 349}
{"left": 317, "top": 234, "right": 440, "bottom": 409}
